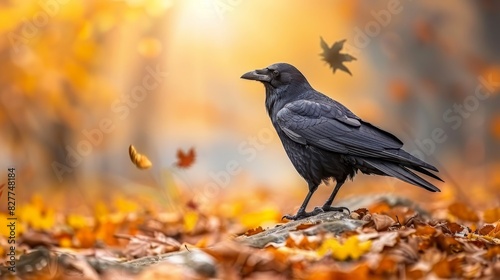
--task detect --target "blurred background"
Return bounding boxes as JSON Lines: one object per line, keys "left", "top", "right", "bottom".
{"left": 1, "top": 0, "right": 499, "bottom": 215}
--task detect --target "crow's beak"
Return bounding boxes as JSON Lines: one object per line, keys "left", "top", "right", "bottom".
{"left": 240, "top": 68, "right": 272, "bottom": 82}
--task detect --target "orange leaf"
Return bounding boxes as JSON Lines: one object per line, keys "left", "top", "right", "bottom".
{"left": 368, "top": 202, "right": 390, "bottom": 214}
{"left": 478, "top": 225, "right": 495, "bottom": 236}
{"left": 295, "top": 222, "right": 320, "bottom": 231}
{"left": 448, "top": 202, "right": 479, "bottom": 222}
{"left": 487, "top": 223, "right": 500, "bottom": 239}
{"left": 244, "top": 226, "right": 264, "bottom": 236}
{"left": 446, "top": 222, "right": 468, "bottom": 235}
{"left": 483, "top": 208, "right": 500, "bottom": 223}
{"left": 176, "top": 148, "right": 195, "bottom": 168}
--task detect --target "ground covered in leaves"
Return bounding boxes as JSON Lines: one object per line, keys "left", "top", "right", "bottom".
{"left": 1, "top": 190, "right": 499, "bottom": 280}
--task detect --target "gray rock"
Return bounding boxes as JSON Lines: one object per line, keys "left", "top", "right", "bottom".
{"left": 236, "top": 211, "right": 366, "bottom": 248}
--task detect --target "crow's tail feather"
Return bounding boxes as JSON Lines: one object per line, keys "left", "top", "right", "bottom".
{"left": 364, "top": 160, "right": 441, "bottom": 192}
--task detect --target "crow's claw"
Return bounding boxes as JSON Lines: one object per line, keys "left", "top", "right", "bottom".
{"left": 282, "top": 207, "right": 324, "bottom": 221}
{"left": 321, "top": 206, "right": 350, "bottom": 214}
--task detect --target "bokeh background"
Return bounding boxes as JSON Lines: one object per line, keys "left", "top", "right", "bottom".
{"left": 1, "top": 0, "right": 499, "bottom": 215}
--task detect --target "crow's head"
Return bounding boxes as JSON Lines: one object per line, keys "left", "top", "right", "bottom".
{"left": 240, "top": 63, "right": 309, "bottom": 91}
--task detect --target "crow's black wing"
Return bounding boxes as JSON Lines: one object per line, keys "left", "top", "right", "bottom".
{"left": 276, "top": 99, "right": 437, "bottom": 171}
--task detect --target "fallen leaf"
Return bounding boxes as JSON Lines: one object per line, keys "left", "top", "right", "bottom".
{"left": 370, "top": 232, "right": 399, "bottom": 253}
{"left": 129, "top": 145, "right": 152, "bottom": 169}
{"left": 372, "top": 255, "right": 398, "bottom": 276}
{"left": 446, "top": 222, "right": 469, "bottom": 236}
{"left": 183, "top": 211, "right": 199, "bottom": 233}
{"left": 317, "top": 235, "right": 372, "bottom": 261}
{"left": 372, "top": 214, "right": 396, "bottom": 231}
{"left": 432, "top": 257, "right": 463, "bottom": 278}
{"left": 487, "top": 223, "right": 500, "bottom": 239}
{"left": 483, "top": 207, "right": 500, "bottom": 223}
{"left": 479, "top": 224, "right": 495, "bottom": 235}
{"left": 176, "top": 148, "right": 195, "bottom": 168}
{"left": 244, "top": 226, "right": 264, "bottom": 236}
{"left": 448, "top": 202, "right": 479, "bottom": 222}
{"left": 295, "top": 222, "right": 320, "bottom": 231}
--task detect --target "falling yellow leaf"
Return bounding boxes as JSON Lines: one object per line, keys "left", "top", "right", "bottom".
{"left": 129, "top": 145, "right": 153, "bottom": 169}
{"left": 317, "top": 235, "right": 372, "bottom": 261}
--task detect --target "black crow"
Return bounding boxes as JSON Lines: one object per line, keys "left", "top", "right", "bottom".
{"left": 241, "top": 63, "right": 442, "bottom": 220}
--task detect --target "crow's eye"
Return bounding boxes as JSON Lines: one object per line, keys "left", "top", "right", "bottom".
{"left": 273, "top": 70, "right": 280, "bottom": 77}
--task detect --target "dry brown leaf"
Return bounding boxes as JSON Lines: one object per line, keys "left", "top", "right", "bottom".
{"left": 176, "top": 148, "right": 196, "bottom": 168}
{"left": 487, "top": 223, "right": 500, "bottom": 238}
{"left": 436, "top": 235, "right": 463, "bottom": 254}
{"left": 129, "top": 145, "right": 152, "bottom": 169}
{"left": 370, "top": 231, "right": 399, "bottom": 253}
{"left": 431, "top": 257, "right": 463, "bottom": 278}
{"left": 479, "top": 224, "right": 495, "bottom": 236}
{"left": 372, "top": 214, "right": 396, "bottom": 231}
{"left": 202, "top": 240, "right": 287, "bottom": 275}
{"left": 448, "top": 202, "right": 479, "bottom": 222}
{"left": 415, "top": 225, "right": 437, "bottom": 237}
{"left": 353, "top": 208, "right": 369, "bottom": 219}
{"left": 446, "top": 222, "right": 469, "bottom": 235}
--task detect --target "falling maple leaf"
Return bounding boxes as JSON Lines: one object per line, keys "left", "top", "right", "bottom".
{"left": 176, "top": 147, "right": 195, "bottom": 168}
{"left": 129, "top": 145, "right": 153, "bottom": 169}
{"left": 320, "top": 37, "right": 356, "bottom": 76}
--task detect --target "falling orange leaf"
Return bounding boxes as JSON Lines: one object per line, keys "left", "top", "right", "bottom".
{"left": 176, "top": 148, "right": 195, "bottom": 168}
{"left": 129, "top": 145, "right": 153, "bottom": 169}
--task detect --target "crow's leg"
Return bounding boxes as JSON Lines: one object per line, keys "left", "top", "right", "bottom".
{"left": 282, "top": 183, "right": 322, "bottom": 220}
{"left": 321, "top": 180, "right": 350, "bottom": 214}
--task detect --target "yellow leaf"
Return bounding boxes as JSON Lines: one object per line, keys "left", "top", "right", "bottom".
{"left": 60, "top": 237, "right": 73, "bottom": 248}
{"left": 67, "top": 214, "right": 90, "bottom": 229}
{"left": 318, "top": 236, "right": 372, "bottom": 261}
{"left": 239, "top": 207, "right": 280, "bottom": 229}
{"left": 115, "top": 196, "right": 139, "bottom": 213}
{"left": 183, "top": 211, "right": 199, "bottom": 233}
{"left": 129, "top": 145, "right": 153, "bottom": 169}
